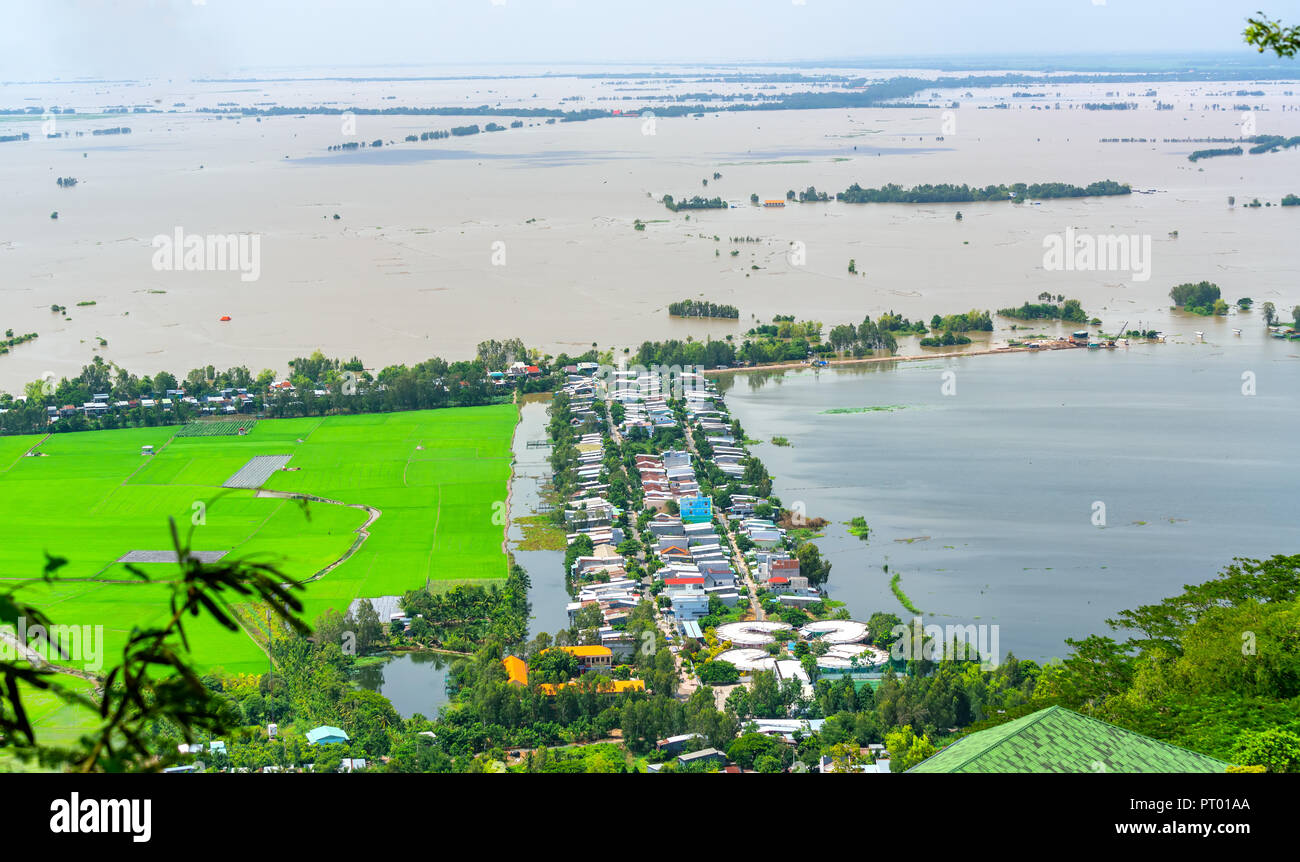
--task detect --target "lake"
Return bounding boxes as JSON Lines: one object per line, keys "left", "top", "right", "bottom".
{"left": 354, "top": 652, "right": 456, "bottom": 719}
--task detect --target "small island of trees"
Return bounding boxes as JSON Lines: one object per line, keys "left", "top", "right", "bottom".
{"left": 668, "top": 299, "right": 740, "bottom": 319}
{"left": 663, "top": 194, "right": 727, "bottom": 212}
{"left": 1170, "top": 281, "right": 1226, "bottom": 315}
{"left": 998, "top": 293, "right": 1087, "bottom": 323}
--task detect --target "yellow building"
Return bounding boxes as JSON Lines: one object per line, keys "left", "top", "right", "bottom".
{"left": 555, "top": 645, "right": 614, "bottom": 672}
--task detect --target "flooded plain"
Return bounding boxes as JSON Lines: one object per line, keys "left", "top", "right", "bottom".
{"left": 718, "top": 338, "right": 1300, "bottom": 660}
{"left": 3, "top": 66, "right": 1298, "bottom": 392}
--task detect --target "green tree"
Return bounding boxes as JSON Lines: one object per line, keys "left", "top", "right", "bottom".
{"left": 1231, "top": 728, "right": 1300, "bottom": 773}
{"left": 1245, "top": 12, "right": 1300, "bottom": 56}
{"left": 698, "top": 660, "right": 740, "bottom": 685}
{"left": 884, "top": 724, "right": 937, "bottom": 772}
{"left": 354, "top": 598, "right": 385, "bottom": 653}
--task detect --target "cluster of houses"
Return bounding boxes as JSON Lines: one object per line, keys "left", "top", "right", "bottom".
{"left": 558, "top": 372, "right": 603, "bottom": 428}
{"left": 636, "top": 449, "right": 697, "bottom": 510}
{"left": 750, "top": 539, "right": 820, "bottom": 607}
{"left": 609, "top": 368, "right": 682, "bottom": 436}
{"left": 558, "top": 403, "right": 643, "bottom": 658}
{"left": 649, "top": 722, "right": 892, "bottom": 773}
{"left": 487, "top": 361, "right": 544, "bottom": 388}
{"left": 45, "top": 387, "right": 257, "bottom": 422}
{"left": 648, "top": 509, "right": 740, "bottom": 637}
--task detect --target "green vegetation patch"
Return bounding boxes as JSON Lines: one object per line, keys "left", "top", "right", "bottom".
{"left": 819, "top": 405, "right": 909, "bottom": 414}
{"left": 890, "top": 572, "right": 923, "bottom": 615}
{"left": 514, "top": 514, "right": 567, "bottom": 551}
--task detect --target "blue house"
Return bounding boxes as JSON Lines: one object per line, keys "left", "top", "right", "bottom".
{"left": 306, "top": 725, "right": 350, "bottom": 745}
{"left": 679, "top": 495, "right": 713, "bottom": 525}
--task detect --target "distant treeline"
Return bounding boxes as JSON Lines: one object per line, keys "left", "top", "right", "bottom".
{"left": 1249, "top": 134, "right": 1300, "bottom": 154}
{"left": 1188, "top": 135, "right": 1300, "bottom": 161}
{"left": 0, "top": 341, "right": 586, "bottom": 436}
{"left": 836, "top": 180, "right": 1130, "bottom": 204}
{"left": 1188, "top": 146, "right": 1243, "bottom": 161}
{"left": 663, "top": 195, "right": 727, "bottom": 212}
{"left": 668, "top": 300, "right": 739, "bottom": 319}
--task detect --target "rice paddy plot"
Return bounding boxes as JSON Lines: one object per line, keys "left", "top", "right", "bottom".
{"left": 0, "top": 404, "right": 517, "bottom": 684}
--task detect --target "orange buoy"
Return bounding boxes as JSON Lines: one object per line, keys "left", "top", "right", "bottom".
{"left": 219, "top": 315, "right": 231, "bottom": 322}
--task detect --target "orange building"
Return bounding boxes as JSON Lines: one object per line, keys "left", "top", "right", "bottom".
{"left": 503, "top": 654, "right": 529, "bottom": 685}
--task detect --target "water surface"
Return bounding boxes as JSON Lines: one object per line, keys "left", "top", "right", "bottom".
{"left": 718, "top": 342, "right": 1299, "bottom": 660}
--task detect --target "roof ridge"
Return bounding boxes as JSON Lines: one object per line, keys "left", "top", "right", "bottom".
{"left": 927, "top": 705, "right": 1230, "bottom": 772}
{"left": 1052, "top": 705, "right": 1232, "bottom": 766}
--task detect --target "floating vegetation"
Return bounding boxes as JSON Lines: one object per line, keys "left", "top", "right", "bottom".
{"left": 845, "top": 516, "right": 870, "bottom": 541}
{"left": 890, "top": 572, "right": 922, "bottom": 615}
{"left": 895, "top": 535, "right": 930, "bottom": 544}
{"left": 771, "top": 435, "right": 792, "bottom": 447}
{"left": 514, "top": 514, "right": 567, "bottom": 551}
{"left": 786, "top": 526, "right": 825, "bottom": 542}
{"left": 819, "top": 405, "right": 909, "bottom": 414}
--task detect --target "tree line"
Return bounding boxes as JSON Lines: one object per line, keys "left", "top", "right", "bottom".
{"left": 837, "top": 179, "right": 1131, "bottom": 204}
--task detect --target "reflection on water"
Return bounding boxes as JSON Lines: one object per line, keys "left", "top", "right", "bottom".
{"left": 720, "top": 343, "right": 1300, "bottom": 661}
{"left": 354, "top": 652, "right": 457, "bottom": 719}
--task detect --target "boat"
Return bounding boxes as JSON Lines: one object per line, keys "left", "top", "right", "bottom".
{"left": 1194, "top": 331, "right": 1204, "bottom": 339}
{"left": 219, "top": 315, "right": 231, "bottom": 322}
{"left": 1233, "top": 329, "right": 1242, "bottom": 335}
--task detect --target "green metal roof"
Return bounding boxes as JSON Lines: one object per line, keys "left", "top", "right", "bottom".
{"left": 907, "top": 706, "right": 1231, "bottom": 773}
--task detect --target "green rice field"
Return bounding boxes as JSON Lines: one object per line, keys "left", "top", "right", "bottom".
{"left": 0, "top": 405, "right": 517, "bottom": 677}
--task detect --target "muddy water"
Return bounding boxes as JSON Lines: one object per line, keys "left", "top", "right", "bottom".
{"left": 3, "top": 69, "right": 1298, "bottom": 392}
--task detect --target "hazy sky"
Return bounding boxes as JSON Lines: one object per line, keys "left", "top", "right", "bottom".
{"left": 2, "top": 0, "right": 1297, "bottom": 80}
